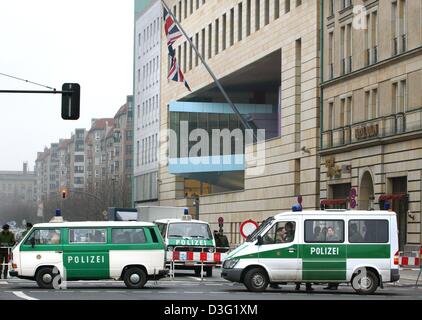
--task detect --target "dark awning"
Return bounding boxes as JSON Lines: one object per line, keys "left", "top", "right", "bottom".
{"left": 378, "top": 193, "right": 407, "bottom": 201}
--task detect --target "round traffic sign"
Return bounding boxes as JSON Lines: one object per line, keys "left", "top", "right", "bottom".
{"left": 218, "top": 217, "right": 224, "bottom": 225}
{"left": 240, "top": 220, "right": 259, "bottom": 239}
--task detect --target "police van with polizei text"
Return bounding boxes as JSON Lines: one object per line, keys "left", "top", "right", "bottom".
{"left": 155, "top": 215, "right": 218, "bottom": 277}
{"left": 9, "top": 221, "right": 167, "bottom": 289}
{"left": 222, "top": 209, "right": 400, "bottom": 294}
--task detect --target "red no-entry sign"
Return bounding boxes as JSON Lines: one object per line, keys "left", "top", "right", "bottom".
{"left": 240, "top": 220, "right": 259, "bottom": 239}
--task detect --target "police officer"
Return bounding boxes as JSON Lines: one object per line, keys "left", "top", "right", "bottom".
{"left": 21, "top": 222, "right": 33, "bottom": 239}
{"left": 0, "top": 224, "right": 16, "bottom": 279}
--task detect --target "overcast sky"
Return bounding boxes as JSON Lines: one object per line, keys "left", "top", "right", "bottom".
{"left": 0, "top": 0, "right": 134, "bottom": 171}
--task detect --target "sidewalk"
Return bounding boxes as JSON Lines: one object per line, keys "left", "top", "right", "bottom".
{"left": 399, "top": 268, "right": 422, "bottom": 282}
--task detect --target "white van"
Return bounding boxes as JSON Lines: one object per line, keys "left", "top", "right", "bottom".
{"left": 222, "top": 210, "right": 400, "bottom": 294}
{"left": 155, "top": 215, "right": 217, "bottom": 277}
{"left": 9, "top": 221, "right": 167, "bottom": 289}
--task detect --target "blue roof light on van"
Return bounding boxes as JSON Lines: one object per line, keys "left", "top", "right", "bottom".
{"left": 292, "top": 204, "right": 302, "bottom": 212}
{"left": 55, "top": 209, "right": 62, "bottom": 216}
{"left": 183, "top": 208, "right": 189, "bottom": 215}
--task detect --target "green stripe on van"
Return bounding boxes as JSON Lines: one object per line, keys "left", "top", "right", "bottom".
{"left": 347, "top": 244, "right": 390, "bottom": 259}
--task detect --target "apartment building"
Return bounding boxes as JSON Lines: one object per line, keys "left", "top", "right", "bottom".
{"left": 58, "top": 139, "right": 71, "bottom": 191}
{"left": 85, "top": 118, "right": 114, "bottom": 191}
{"left": 159, "top": 0, "right": 321, "bottom": 243}
{"left": 134, "top": 0, "right": 162, "bottom": 206}
{"left": 105, "top": 97, "right": 134, "bottom": 207}
{"left": 320, "top": 0, "right": 422, "bottom": 250}
{"left": 69, "top": 129, "right": 87, "bottom": 190}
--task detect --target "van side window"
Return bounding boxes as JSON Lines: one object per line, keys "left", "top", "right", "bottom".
{"left": 157, "top": 223, "right": 167, "bottom": 238}
{"left": 149, "top": 228, "right": 160, "bottom": 243}
{"left": 69, "top": 229, "right": 106, "bottom": 244}
{"left": 262, "top": 221, "right": 296, "bottom": 245}
{"left": 305, "top": 220, "right": 344, "bottom": 243}
{"left": 111, "top": 228, "right": 146, "bottom": 244}
{"left": 25, "top": 229, "right": 61, "bottom": 245}
{"left": 349, "top": 220, "right": 388, "bottom": 243}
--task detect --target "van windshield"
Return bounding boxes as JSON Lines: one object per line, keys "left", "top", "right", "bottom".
{"left": 168, "top": 223, "right": 212, "bottom": 240}
{"left": 246, "top": 217, "right": 274, "bottom": 242}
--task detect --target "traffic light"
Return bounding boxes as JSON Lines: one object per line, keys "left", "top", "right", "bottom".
{"left": 61, "top": 188, "right": 68, "bottom": 199}
{"left": 61, "top": 83, "right": 80, "bottom": 120}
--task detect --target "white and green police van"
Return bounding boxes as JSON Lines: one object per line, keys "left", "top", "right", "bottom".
{"left": 222, "top": 210, "right": 400, "bottom": 294}
{"left": 9, "top": 221, "right": 167, "bottom": 289}
{"left": 155, "top": 215, "right": 217, "bottom": 277}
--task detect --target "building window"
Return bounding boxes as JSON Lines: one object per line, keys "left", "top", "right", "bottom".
{"left": 366, "top": 11, "right": 378, "bottom": 65}
{"left": 264, "top": 0, "right": 269, "bottom": 25}
{"left": 215, "top": 19, "right": 219, "bottom": 55}
{"left": 222, "top": 14, "right": 227, "bottom": 50}
{"left": 274, "top": 0, "right": 280, "bottom": 19}
{"left": 392, "top": 0, "right": 407, "bottom": 55}
{"left": 208, "top": 24, "right": 212, "bottom": 59}
{"left": 329, "top": 0, "right": 334, "bottom": 16}
{"left": 247, "top": 0, "right": 251, "bottom": 36}
{"left": 328, "top": 31, "right": 334, "bottom": 79}
{"left": 255, "top": 0, "right": 260, "bottom": 31}
{"left": 328, "top": 102, "right": 334, "bottom": 130}
{"left": 195, "top": 33, "right": 199, "bottom": 66}
{"left": 230, "top": 8, "right": 235, "bottom": 46}
{"left": 238, "top": 3, "right": 243, "bottom": 41}
{"left": 285, "top": 0, "right": 290, "bottom": 13}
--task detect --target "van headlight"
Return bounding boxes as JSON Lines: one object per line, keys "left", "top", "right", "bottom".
{"left": 223, "top": 259, "right": 239, "bottom": 269}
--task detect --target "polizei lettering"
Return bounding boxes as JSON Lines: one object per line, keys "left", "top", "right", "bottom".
{"left": 310, "top": 247, "right": 339, "bottom": 255}
{"left": 174, "top": 239, "right": 207, "bottom": 246}
{"left": 67, "top": 255, "right": 105, "bottom": 264}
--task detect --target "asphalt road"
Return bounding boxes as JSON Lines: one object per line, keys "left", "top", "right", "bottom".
{"left": 1, "top": 269, "right": 421, "bottom": 300}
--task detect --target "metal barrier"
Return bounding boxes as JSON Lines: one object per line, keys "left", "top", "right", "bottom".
{"left": 167, "top": 246, "right": 227, "bottom": 281}
{"left": 0, "top": 246, "right": 13, "bottom": 279}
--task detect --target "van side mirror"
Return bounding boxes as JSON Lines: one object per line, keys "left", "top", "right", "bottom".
{"left": 256, "top": 235, "right": 263, "bottom": 246}
{"left": 30, "top": 238, "right": 35, "bottom": 248}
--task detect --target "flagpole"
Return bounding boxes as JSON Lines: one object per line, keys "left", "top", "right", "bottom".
{"left": 161, "top": 0, "right": 257, "bottom": 142}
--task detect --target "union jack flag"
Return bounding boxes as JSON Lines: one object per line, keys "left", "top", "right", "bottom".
{"left": 168, "top": 55, "right": 191, "bottom": 92}
{"left": 163, "top": 7, "right": 183, "bottom": 47}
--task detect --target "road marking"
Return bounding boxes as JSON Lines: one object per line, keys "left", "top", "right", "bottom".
{"left": 209, "top": 291, "right": 227, "bottom": 294}
{"left": 0, "top": 281, "right": 8, "bottom": 285}
{"left": 158, "top": 291, "right": 178, "bottom": 294}
{"left": 13, "top": 291, "right": 39, "bottom": 301}
{"left": 187, "top": 277, "right": 203, "bottom": 282}
{"left": 183, "top": 291, "right": 204, "bottom": 294}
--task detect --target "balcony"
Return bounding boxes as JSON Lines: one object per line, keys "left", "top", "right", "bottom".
{"left": 392, "top": 37, "right": 398, "bottom": 56}
{"left": 328, "top": 63, "right": 334, "bottom": 80}
{"left": 366, "top": 46, "right": 378, "bottom": 66}
{"left": 341, "top": 58, "right": 346, "bottom": 75}
{"left": 322, "top": 107, "right": 422, "bottom": 150}
{"left": 402, "top": 34, "right": 407, "bottom": 52}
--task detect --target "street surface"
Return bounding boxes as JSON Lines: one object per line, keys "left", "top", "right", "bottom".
{"left": 0, "top": 268, "right": 421, "bottom": 300}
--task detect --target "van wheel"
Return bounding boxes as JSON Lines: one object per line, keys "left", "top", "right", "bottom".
{"left": 351, "top": 269, "right": 379, "bottom": 295}
{"left": 244, "top": 268, "right": 269, "bottom": 292}
{"left": 123, "top": 267, "right": 147, "bottom": 289}
{"left": 35, "top": 267, "right": 56, "bottom": 289}
{"left": 205, "top": 267, "right": 213, "bottom": 277}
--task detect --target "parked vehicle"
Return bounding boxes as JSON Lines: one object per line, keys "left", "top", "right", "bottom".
{"left": 9, "top": 221, "right": 167, "bottom": 289}
{"left": 222, "top": 209, "right": 400, "bottom": 294}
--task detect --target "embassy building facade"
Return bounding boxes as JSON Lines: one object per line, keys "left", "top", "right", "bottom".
{"left": 158, "top": 0, "right": 321, "bottom": 244}
{"left": 320, "top": 0, "right": 422, "bottom": 251}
